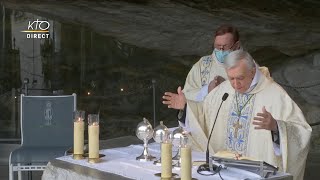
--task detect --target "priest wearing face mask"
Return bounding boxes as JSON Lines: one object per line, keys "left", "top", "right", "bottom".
{"left": 186, "top": 50, "right": 311, "bottom": 180}
{"left": 163, "top": 25, "right": 240, "bottom": 110}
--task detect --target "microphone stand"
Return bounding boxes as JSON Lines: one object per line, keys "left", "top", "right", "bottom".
{"left": 198, "top": 93, "right": 228, "bottom": 172}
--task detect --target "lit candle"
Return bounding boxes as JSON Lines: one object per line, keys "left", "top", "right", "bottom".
{"left": 73, "top": 110, "right": 85, "bottom": 157}
{"left": 181, "top": 146, "right": 192, "bottom": 180}
{"left": 74, "top": 118, "right": 84, "bottom": 154}
{"left": 161, "top": 142, "right": 172, "bottom": 178}
{"left": 88, "top": 114, "right": 99, "bottom": 160}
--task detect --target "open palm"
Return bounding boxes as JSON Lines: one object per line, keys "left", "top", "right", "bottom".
{"left": 162, "top": 86, "right": 186, "bottom": 110}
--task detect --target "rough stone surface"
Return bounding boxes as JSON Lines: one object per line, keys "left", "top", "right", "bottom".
{"left": 2, "top": 0, "right": 320, "bottom": 58}
{"left": 272, "top": 52, "right": 320, "bottom": 126}
{"left": 314, "top": 53, "right": 320, "bottom": 67}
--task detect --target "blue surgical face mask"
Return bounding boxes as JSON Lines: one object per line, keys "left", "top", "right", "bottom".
{"left": 213, "top": 49, "right": 231, "bottom": 63}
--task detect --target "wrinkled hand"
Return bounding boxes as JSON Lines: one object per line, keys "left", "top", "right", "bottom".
{"left": 208, "top": 76, "right": 225, "bottom": 93}
{"left": 253, "top": 106, "right": 278, "bottom": 131}
{"left": 162, "top": 86, "right": 186, "bottom": 110}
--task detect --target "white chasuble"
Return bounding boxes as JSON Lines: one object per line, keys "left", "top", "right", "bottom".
{"left": 183, "top": 54, "right": 227, "bottom": 101}
{"left": 186, "top": 74, "right": 312, "bottom": 180}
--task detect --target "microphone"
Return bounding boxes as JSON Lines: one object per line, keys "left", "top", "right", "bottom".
{"left": 198, "top": 93, "right": 229, "bottom": 173}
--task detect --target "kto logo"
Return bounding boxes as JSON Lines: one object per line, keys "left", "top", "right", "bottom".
{"left": 21, "top": 19, "right": 50, "bottom": 39}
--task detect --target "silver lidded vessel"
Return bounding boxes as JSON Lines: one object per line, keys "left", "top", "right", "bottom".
{"left": 136, "top": 117, "right": 156, "bottom": 161}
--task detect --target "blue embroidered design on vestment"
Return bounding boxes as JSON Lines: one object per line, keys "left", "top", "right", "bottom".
{"left": 226, "top": 93, "right": 255, "bottom": 155}
{"left": 200, "top": 56, "right": 213, "bottom": 87}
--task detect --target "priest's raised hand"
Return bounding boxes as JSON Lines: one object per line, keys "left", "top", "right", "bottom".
{"left": 253, "top": 106, "right": 278, "bottom": 131}
{"left": 162, "top": 86, "right": 186, "bottom": 110}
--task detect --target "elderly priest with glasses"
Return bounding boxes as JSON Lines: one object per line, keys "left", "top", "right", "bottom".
{"left": 184, "top": 50, "right": 312, "bottom": 180}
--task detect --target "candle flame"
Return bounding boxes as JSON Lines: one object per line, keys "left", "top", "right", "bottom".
{"left": 90, "top": 122, "right": 99, "bottom": 126}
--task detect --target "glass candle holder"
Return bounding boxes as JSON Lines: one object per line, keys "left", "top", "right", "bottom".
{"left": 88, "top": 114, "right": 100, "bottom": 162}
{"left": 73, "top": 110, "right": 85, "bottom": 159}
{"left": 180, "top": 133, "right": 191, "bottom": 148}
{"left": 153, "top": 121, "right": 170, "bottom": 165}
{"left": 172, "top": 126, "right": 189, "bottom": 168}
{"left": 180, "top": 134, "right": 192, "bottom": 180}
{"left": 88, "top": 114, "right": 99, "bottom": 126}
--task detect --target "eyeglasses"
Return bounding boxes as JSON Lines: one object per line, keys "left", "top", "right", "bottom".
{"left": 214, "top": 41, "right": 237, "bottom": 51}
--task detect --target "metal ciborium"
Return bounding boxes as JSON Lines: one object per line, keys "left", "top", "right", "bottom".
{"left": 136, "top": 117, "right": 156, "bottom": 161}
{"left": 153, "top": 121, "right": 170, "bottom": 165}
{"left": 171, "top": 125, "right": 189, "bottom": 167}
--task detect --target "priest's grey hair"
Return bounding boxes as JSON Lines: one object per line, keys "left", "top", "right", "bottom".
{"left": 224, "top": 50, "right": 255, "bottom": 70}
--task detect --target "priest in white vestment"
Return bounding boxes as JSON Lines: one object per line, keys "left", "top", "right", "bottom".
{"left": 186, "top": 50, "right": 312, "bottom": 180}
{"left": 163, "top": 25, "right": 241, "bottom": 110}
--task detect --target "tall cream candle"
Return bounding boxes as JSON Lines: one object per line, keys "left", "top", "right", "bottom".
{"left": 88, "top": 123, "right": 99, "bottom": 159}
{"left": 161, "top": 142, "right": 172, "bottom": 178}
{"left": 73, "top": 119, "right": 84, "bottom": 154}
{"left": 181, "top": 146, "right": 192, "bottom": 180}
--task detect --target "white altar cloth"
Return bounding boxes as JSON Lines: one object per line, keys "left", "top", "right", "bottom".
{"left": 42, "top": 143, "right": 292, "bottom": 180}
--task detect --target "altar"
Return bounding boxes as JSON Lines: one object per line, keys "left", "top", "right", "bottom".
{"left": 42, "top": 141, "right": 293, "bottom": 180}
